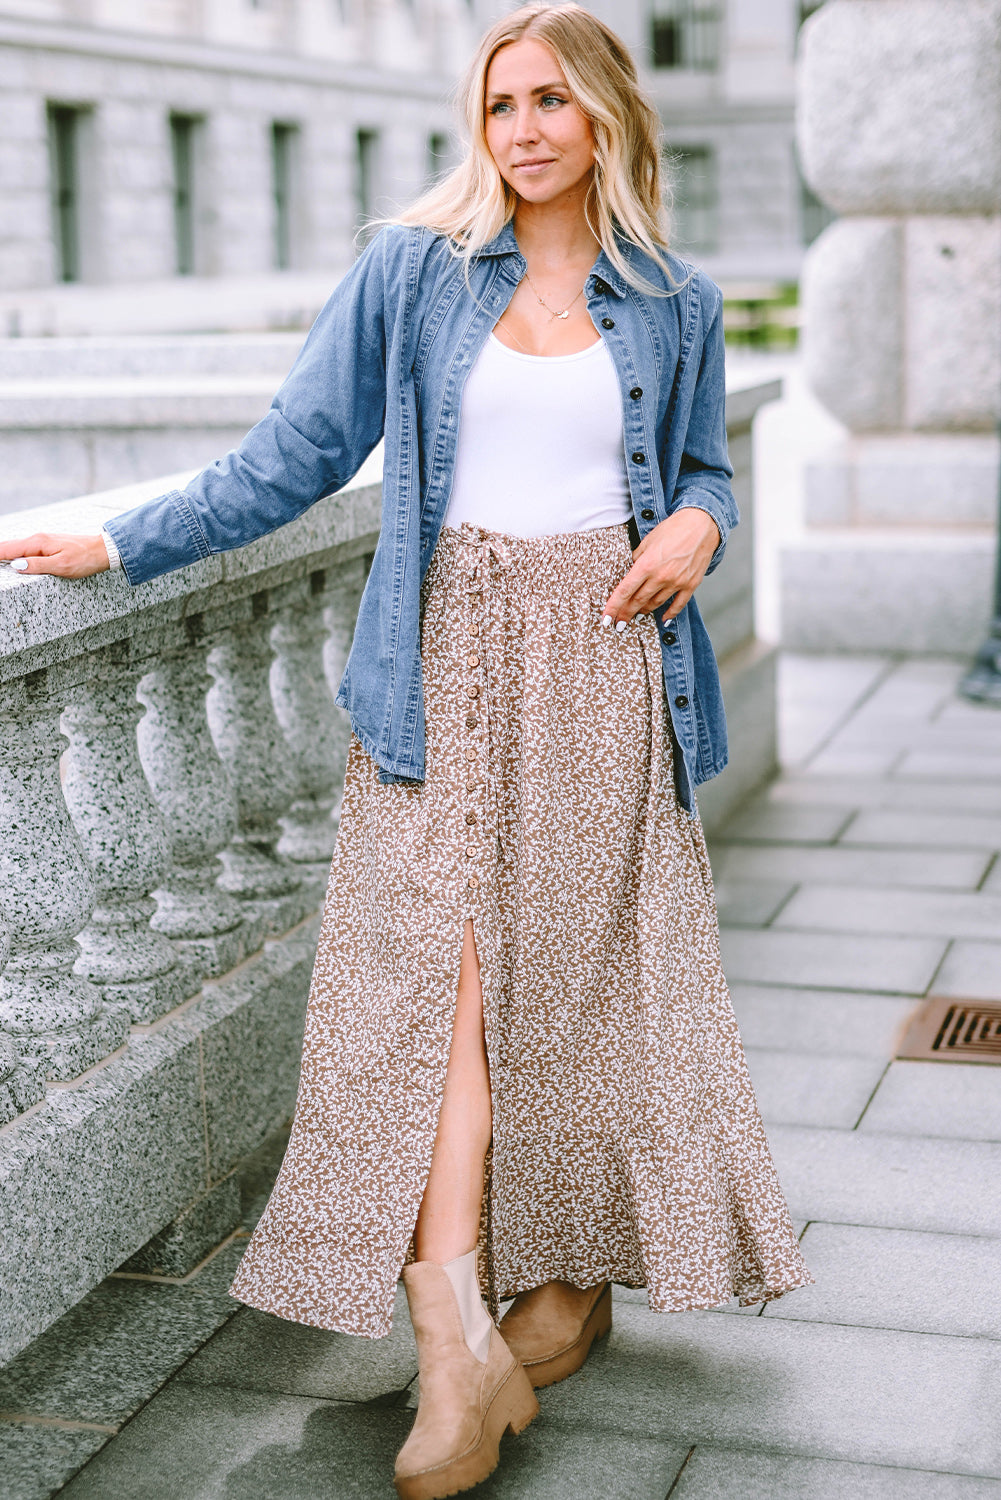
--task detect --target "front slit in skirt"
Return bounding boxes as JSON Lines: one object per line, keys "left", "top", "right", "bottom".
{"left": 230, "top": 521, "right": 813, "bottom": 1337}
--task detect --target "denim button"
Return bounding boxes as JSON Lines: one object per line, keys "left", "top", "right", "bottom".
{"left": 631, "top": 452, "right": 646, "bottom": 464}
{"left": 601, "top": 317, "right": 615, "bottom": 329}
{"left": 630, "top": 386, "right": 643, "bottom": 400}
{"left": 664, "top": 631, "right": 677, "bottom": 645}
{"left": 674, "top": 694, "right": 689, "bottom": 709}
{"left": 593, "top": 278, "right": 608, "bottom": 295}
{"left": 641, "top": 508, "right": 654, "bottom": 520}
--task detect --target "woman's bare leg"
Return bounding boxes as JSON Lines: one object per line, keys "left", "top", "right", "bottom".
{"left": 413, "top": 919, "right": 492, "bottom": 1262}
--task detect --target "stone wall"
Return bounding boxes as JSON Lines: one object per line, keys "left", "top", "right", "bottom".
{"left": 781, "top": 0, "right": 1001, "bottom": 653}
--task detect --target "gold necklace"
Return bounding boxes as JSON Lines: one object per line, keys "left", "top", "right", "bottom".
{"left": 524, "top": 271, "right": 585, "bottom": 322}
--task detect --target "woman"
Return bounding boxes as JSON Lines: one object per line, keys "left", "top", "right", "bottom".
{"left": 2, "top": 6, "right": 811, "bottom": 1496}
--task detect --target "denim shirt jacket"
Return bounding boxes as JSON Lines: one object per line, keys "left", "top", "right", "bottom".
{"left": 105, "top": 222, "right": 738, "bottom": 815}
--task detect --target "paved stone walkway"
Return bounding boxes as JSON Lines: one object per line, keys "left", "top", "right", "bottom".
{"left": 4, "top": 653, "right": 1001, "bottom": 1499}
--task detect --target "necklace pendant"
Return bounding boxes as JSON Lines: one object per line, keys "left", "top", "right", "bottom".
{"left": 556, "top": 309, "right": 569, "bottom": 320}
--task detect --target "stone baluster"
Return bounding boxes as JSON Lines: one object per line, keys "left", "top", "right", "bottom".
{"left": 136, "top": 621, "right": 247, "bottom": 980}
{"left": 321, "top": 555, "right": 369, "bottom": 824}
{"left": 61, "top": 642, "right": 201, "bottom": 1025}
{"left": 0, "top": 914, "right": 45, "bottom": 1125}
{"left": 207, "top": 592, "right": 308, "bottom": 935}
{"left": 270, "top": 570, "right": 343, "bottom": 895}
{"left": 0, "top": 668, "right": 129, "bottom": 1079}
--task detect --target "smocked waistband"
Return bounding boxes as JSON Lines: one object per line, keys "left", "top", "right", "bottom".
{"left": 431, "top": 521, "right": 633, "bottom": 596}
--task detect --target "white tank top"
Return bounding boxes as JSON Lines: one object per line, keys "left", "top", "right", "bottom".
{"left": 443, "top": 334, "right": 632, "bottom": 537}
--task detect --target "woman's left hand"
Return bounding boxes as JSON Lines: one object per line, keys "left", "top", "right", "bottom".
{"left": 602, "top": 509, "right": 721, "bottom": 627}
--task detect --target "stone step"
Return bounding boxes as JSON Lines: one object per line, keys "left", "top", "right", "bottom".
{"left": 780, "top": 530, "right": 995, "bottom": 655}
{"left": 0, "top": 333, "right": 303, "bottom": 381}
{"left": 0, "top": 270, "right": 340, "bottom": 342}
{"left": 0, "top": 376, "right": 277, "bottom": 428}
{"left": 0, "top": 332, "right": 308, "bottom": 514}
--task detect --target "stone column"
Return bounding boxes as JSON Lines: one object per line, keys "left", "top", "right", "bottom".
{"left": 207, "top": 595, "right": 309, "bottom": 935}
{"left": 0, "top": 670, "right": 128, "bottom": 1080}
{"left": 136, "top": 627, "right": 247, "bottom": 979}
{"left": 270, "top": 572, "right": 341, "bottom": 897}
{"left": 62, "top": 646, "right": 201, "bottom": 1025}
{"left": 782, "top": 0, "right": 1001, "bottom": 652}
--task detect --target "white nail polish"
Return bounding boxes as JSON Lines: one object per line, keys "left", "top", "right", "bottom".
{"left": 601, "top": 615, "right": 612, "bottom": 628}
{"left": 615, "top": 619, "right": 627, "bottom": 633}
{"left": 10, "top": 558, "right": 28, "bottom": 573}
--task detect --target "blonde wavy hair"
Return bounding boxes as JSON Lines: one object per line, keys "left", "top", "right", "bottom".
{"left": 394, "top": 2, "right": 676, "bottom": 293}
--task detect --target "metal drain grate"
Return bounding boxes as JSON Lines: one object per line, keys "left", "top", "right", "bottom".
{"left": 897, "top": 996, "right": 1001, "bottom": 1065}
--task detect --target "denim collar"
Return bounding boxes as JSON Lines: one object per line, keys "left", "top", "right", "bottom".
{"left": 474, "top": 220, "right": 629, "bottom": 298}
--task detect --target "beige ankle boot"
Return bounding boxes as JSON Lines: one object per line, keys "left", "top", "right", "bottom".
{"left": 498, "top": 1280, "right": 611, "bottom": 1389}
{"left": 395, "top": 1261, "right": 539, "bottom": 1500}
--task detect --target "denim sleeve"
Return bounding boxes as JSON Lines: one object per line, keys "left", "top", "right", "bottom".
{"left": 105, "top": 231, "right": 393, "bottom": 585}
{"left": 669, "top": 281, "right": 738, "bottom": 576}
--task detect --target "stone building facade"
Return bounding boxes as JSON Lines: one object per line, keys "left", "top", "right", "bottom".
{"left": 0, "top": 0, "right": 822, "bottom": 339}
{"left": 0, "top": 0, "right": 499, "bottom": 334}
{"left": 600, "top": 0, "right": 827, "bottom": 285}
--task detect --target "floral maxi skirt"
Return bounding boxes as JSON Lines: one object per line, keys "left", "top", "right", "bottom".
{"left": 229, "top": 521, "right": 813, "bottom": 1336}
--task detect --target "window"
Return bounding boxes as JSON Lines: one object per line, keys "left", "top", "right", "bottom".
{"left": 650, "top": 1, "right": 721, "bottom": 71}
{"left": 272, "top": 123, "right": 298, "bottom": 270}
{"left": 170, "top": 113, "right": 201, "bottom": 276}
{"left": 355, "top": 128, "right": 380, "bottom": 239}
{"left": 425, "top": 132, "right": 450, "bottom": 187}
{"left": 47, "top": 104, "right": 84, "bottom": 283}
{"left": 667, "top": 146, "right": 718, "bottom": 255}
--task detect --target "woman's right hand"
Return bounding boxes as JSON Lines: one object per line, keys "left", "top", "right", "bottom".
{"left": 0, "top": 534, "right": 110, "bottom": 579}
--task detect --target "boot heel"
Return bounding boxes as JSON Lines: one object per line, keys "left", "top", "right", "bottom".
{"left": 500, "top": 1363, "right": 540, "bottom": 1436}
{"left": 592, "top": 1284, "right": 613, "bottom": 1341}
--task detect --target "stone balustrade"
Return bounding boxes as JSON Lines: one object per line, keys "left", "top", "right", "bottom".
{"left": 0, "top": 378, "right": 778, "bottom": 1365}
{"left": 0, "top": 455, "right": 380, "bottom": 1362}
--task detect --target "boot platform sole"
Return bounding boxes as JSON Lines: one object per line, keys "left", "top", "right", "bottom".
{"left": 393, "top": 1361, "right": 539, "bottom": 1500}
{"left": 520, "top": 1284, "right": 613, "bottom": 1390}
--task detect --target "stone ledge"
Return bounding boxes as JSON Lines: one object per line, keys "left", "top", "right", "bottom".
{"left": 725, "top": 377, "right": 783, "bottom": 431}
{"left": 0, "top": 334, "right": 303, "bottom": 382}
{"left": 0, "top": 460, "right": 382, "bottom": 675}
{"left": 781, "top": 530, "right": 995, "bottom": 653}
{"left": 0, "top": 918, "right": 319, "bottom": 1366}
{"left": 0, "top": 378, "right": 279, "bottom": 430}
